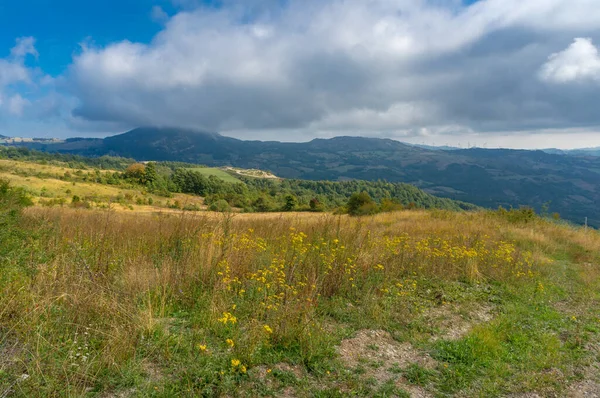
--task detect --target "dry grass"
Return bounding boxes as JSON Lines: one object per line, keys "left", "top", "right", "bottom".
{"left": 1, "top": 207, "right": 599, "bottom": 396}
{"left": 0, "top": 159, "right": 205, "bottom": 211}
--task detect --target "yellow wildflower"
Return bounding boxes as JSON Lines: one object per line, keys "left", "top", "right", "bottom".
{"left": 218, "top": 312, "right": 237, "bottom": 325}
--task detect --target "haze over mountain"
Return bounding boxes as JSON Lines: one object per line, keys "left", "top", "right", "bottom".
{"left": 11, "top": 126, "right": 600, "bottom": 227}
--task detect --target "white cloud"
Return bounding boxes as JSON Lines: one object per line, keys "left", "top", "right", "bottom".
{"left": 0, "top": 0, "right": 599, "bottom": 147}
{"left": 65, "top": 0, "right": 600, "bottom": 139}
{"left": 7, "top": 94, "right": 29, "bottom": 116}
{"left": 0, "top": 37, "right": 40, "bottom": 117}
{"left": 539, "top": 38, "right": 600, "bottom": 83}
{"left": 0, "top": 37, "right": 38, "bottom": 88}
{"left": 10, "top": 37, "right": 38, "bottom": 59}
{"left": 151, "top": 6, "right": 169, "bottom": 24}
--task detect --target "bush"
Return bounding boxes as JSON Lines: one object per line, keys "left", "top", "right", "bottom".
{"left": 347, "top": 191, "right": 378, "bottom": 216}
{"left": 183, "top": 203, "right": 201, "bottom": 211}
{"left": 209, "top": 199, "right": 231, "bottom": 212}
{"left": 0, "top": 179, "right": 33, "bottom": 277}
{"left": 309, "top": 198, "right": 324, "bottom": 212}
{"left": 252, "top": 196, "right": 273, "bottom": 212}
{"left": 124, "top": 163, "right": 146, "bottom": 183}
{"left": 282, "top": 194, "right": 298, "bottom": 211}
{"left": 497, "top": 206, "right": 537, "bottom": 224}
{"left": 380, "top": 198, "right": 403, "bottom": 213}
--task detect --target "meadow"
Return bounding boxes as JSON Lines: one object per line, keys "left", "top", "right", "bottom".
{"left": 1, "top": 181, "right": 599, "bottom": 397}
{"left": 0, "top": 158, "right": 205, "bottom": 213}
{"left": 184, "top": 168, "right": 242, "bottom": 184}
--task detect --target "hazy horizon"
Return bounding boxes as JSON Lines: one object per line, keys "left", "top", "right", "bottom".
{"left": 3, "top": 126, "right": 600, "bottom": 151}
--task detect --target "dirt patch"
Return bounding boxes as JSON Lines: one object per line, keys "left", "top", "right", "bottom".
{"left": 274, "top": 362, "right": 305, "bottom": 379}
{"left": 424, "top": 304, "right": 494, "bottom": 341}
{"left": 0, "top": 341, "right": 21, "bottom": 371}
{"left": 567, "top": 345, "right": 600, "bottom": 398}
{"left": 338, "top": 330, "right": 436, "bottom": 396}
{"left": 567, "top": 380, "right": 600, "bottom": 398}
{"left": 141, "top": 360, "right": 164, "bottom": 382}
{"left": 248, "top": 364, "right": 301, "bottom": 397}
{"left": 97, "top": 387, "right": 137, "bottom": 398}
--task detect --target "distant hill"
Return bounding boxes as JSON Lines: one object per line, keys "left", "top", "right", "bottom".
{"left": 543, "top": 147, "right": 600, "bottom": 157}
{"left": 5, "top": 126, "right": 600, "bottom": 226}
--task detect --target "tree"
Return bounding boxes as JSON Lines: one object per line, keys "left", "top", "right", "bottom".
{"left": 282, "top": 194, "right": 297, "bottom": 211}
{"left": 347, "top": 191, "right": 378, "bottom": 216}
{"left": 252, "top": 196, "right": 273, "bottom": 212}
{"left": 309, "top": 198, "right": 324, "bottom": 212}
{"left": 124, "top": 163, "right": 146, "bottom": 184}
{"left": 145, "top": 162, "right": 158, "bottom": 186}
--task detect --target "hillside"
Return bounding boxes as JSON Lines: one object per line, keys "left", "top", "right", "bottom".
{"left": 6, "top": 127, "right": 600, "bottom": 226}
{"left": 0, "top": 148, "right": 475, "bottom": 214}
{"left": 1, "top": 180, "right": 599, "bottom": 397}
{"left": 544, "top": 147, "right": 600, "bottom": 157}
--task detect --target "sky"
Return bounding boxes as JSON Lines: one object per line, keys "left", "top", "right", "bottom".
{"left": 1, "top": 0, "right": 600, "bottom": 149}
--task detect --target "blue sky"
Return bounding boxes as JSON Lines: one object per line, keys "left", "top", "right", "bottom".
{"left": 0, "top": 1, "right": 175, "bottom": 75}
{"left": 1, "top": 0, "right": 600, "bottom": 149}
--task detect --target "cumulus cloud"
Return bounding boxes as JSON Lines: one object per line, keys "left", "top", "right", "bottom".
{"left": 0, "top": 37, "right": 39, "bottom": 117}
{"left": 0, "top": 0, "right": 599, "bottom": 146}
{"left": 62, "top": 0, "right": 600, "bottom": 141}
{"left": 0, "top": 37, "right": 37, "bottom": 88}
{"left": 539, "top": 38, "right": 600, "bottom": 83}
{"left": 10, "top": 37, "right": 38, "bottom": 59}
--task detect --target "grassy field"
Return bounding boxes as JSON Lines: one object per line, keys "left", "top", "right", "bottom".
{"left": 185, "top": 167, "right": 242, "bottom": 183}
{"left": 0, "top": 159, "right": 205, "bottom": 212}
{"left": 1, "top": 189, "right": 599, "bottom": 397}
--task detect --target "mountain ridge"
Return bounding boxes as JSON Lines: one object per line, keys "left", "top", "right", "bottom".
{"left": 4, "top": 126, "right": 600, "bottom": 226}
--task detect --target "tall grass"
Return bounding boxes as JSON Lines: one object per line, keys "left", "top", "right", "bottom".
{"left": 1, "top": 203, "right": 599, "bottom": 396}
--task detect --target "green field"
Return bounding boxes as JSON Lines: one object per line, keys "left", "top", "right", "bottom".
{"left": 186, "top": 167, "right": 241, "bottom": 183}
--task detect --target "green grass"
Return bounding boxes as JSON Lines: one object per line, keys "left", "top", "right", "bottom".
{"left": 185, "top": 167, "right": 241, "bottom": 183}
{"left": 1, "top": 191, "right": 599, "bottom": 397}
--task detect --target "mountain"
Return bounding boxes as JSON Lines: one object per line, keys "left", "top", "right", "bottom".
{"left": 543, "top": 147, "right": 600, "bottom": 156}
{"left": 5, "top": 127, "right": 600, "bottom": 226}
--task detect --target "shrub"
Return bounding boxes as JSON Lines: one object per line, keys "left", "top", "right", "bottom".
{"left": 252, "top": 196, "right": 273, "bottom": 212}
{"left": 497, "top": 206, "right": 537, "bottom": 224}
{"left": 347, "top": 191, "right": 378, "bottom": 216}
{"left": 309, "top": 198, "right": 324, "bottom": 212}
{"left": 124, "top": 163, "right": 146, "bottom": 184}
{"left": 183, "top": 203, "right": 201, "bottom": 211}
{"left": 380, "top": 198, "right": 403, "bottom": 213}
{"left": 210, "top": 199, "right": 231, "bottom": 212}
{"left": 282, "top": 195, "right": 297, "bottom": 211}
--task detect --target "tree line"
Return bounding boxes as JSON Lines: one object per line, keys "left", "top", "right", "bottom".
{"left": 0, "top": 146, "right": 477, "bottom": 214}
